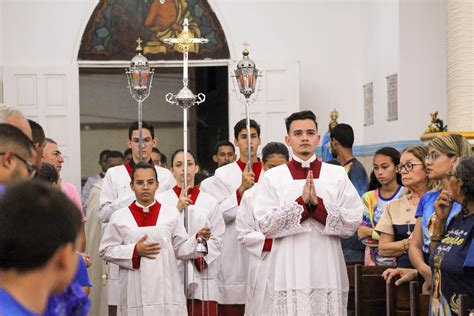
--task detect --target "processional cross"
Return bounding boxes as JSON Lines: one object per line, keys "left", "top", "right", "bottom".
{"left": 164, "top": 18, "right": 209, "bottom": 311}
{"left": 165, "top": 18, "right": 208, "bottom": 208}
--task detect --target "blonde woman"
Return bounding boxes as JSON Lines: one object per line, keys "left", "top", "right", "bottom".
{"left": 408, "top": 134, "right": 471, "bottom": 292}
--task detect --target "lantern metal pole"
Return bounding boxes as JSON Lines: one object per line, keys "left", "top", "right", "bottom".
{"left": 138, "top": 99, "right": 143, "bottom": 161}
{"left": 244, "top": 99, "right": 252, "bottom": 172}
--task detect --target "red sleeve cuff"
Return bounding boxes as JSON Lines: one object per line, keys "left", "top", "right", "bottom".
{"left": 194, "top": 257, "right": 208, "bottom": 272}
{"left": 312, "top": 197, "right": 328, "bottom": 225}
{"left": 262, "top": 238, "right": 273, "bottom": 252}
{"left": 236, "top": 189, "right": 242, "bottom": 206}
{"left": 295, "top": 196, "right": 310, "bottom": 222}
{"left": 132, "top": 244, "right": 140, "bottom": 269}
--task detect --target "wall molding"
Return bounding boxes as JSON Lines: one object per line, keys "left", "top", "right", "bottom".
{"left": 316, "top": 140, "right": 425, "bottom": 157}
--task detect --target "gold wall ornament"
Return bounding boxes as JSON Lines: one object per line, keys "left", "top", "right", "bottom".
{"left": 328, "top": 108, "right": 339, "bottom": 131}
{"left": 424, "top": 111, "right": 447, "bottom": 134}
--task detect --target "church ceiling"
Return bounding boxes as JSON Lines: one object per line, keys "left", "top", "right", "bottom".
{"left": 78, "top": 0, "right": 230, "bottom": 61}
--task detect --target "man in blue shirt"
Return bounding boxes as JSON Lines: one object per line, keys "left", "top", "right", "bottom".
{"left": 0, "top": 181, "right": 82, "bottom": 316}
{"left": 330, "top": 123, "right": 369, "bottom": 262}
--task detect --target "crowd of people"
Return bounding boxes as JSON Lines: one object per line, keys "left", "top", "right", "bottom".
{"left": 0, "top": 103, "right": 472, "bottom": 316}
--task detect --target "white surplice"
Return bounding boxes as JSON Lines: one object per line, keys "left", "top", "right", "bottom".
{"left": 99, "top": 163, "right": 175, "bottom": 223}
{"left": 99, "top": 201, "right": 202, "bottom": 316}
{"left": 254, "top": 157, "right": 363, "bottom": 316}
{"left": 199, "top": 176, "right": 214, "bottom": 194}
{"left": 156, "top": 187, "right": 225, "bottom": 302}
{"left": 236, "top": 182, "right": 276, "bottom": 316}
{"left": 209, "top": 160, "right": 263, "bottom": 304}
{"left": 85, "top": 179, "right": 108, "bottom": 316}
{"left": 98, "top": 163, "right": 175, "bottom": 305}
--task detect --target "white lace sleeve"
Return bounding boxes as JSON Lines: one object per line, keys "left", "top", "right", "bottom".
{"left": 258, "top": 202, "right": 311, "bottom": 238}
{"left": 323, "top": 203, "right": 363, "bottom": 238}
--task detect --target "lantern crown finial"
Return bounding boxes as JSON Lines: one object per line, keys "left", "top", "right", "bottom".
{"left": 242, "top": 41, "right": 250, "bottom": 56}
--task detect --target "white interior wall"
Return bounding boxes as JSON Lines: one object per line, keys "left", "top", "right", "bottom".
{"left": 399, "top": 0, "right": 447, "bottom": 138}
{"left": 0, "top": 0, "right": 448, "bottom": 179}
{"left": 361, "top": 0, "right": 399, "bottom": 144}
{"left": 215, "top": 0, "right": 367, "bottom": 144}
{"left": 2, "top": 0, "right": 94, "bottom": 66}
{"left": 361, "top": 0, "right": 446, "bottom": 145}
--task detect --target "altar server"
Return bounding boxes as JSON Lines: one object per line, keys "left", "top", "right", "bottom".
{"left": 253, "top": 111, "right": 363, "bottom": 315}
{"left": 158, "top": 149, "right": 225, "bottom": 316}
{"left": 235, "top": 142, "right": 289, "bottom": 316}
{"left": 99, "top": 162, "right": 210, "bottom": 316}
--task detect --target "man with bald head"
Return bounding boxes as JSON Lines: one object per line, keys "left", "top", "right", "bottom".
{"left": 42, "top": 137, "right": 87, "bottom": 252}
{"left": 0, "top": 124, "right": 36, "bottom": 187}
{"left": 0, "top": 104, "right": 32, "bottom": 140}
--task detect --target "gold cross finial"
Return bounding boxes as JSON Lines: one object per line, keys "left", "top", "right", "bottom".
{"left": 136, "top": 38, "right": 143, "bottom": 52}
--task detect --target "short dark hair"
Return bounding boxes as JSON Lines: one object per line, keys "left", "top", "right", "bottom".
{"left": 214, "top": 140, "right": 235, "bottom": 155}
{"left": 106, "top": 150, "right": 124, "bottom": 160}
{"left": 262, "top": 142, "right": 290, "bottom": 163}
{"left": 45, "top": 137, "right": 57, "bottom": 146}
{"left": 131, "top": 162, "right": 157, "bottom": 182}
{"left": 0, "top": 124, "right": 34, "bottom": 158}
{"left": 160, "top": 152, "right": 167, "bottom": 165}
{"left": 99, "top": 149, "right": 111, "bottom": 161}
{"left": 368, "top": 147, "right": 402, "bottom": 190}
{"left": 128, "top": 121, "right": 155, "bottom": 140}
{"left": 233, "top": 119, "right": 261, "bottom": 139}
{"left": 152, "top": 147, "right": 161, "bottom": 154}
{"left": 34, "top": 163, "right": 59, "bottom": 184}
{"left": 171, "top": 149, "right": 198, "bottom": 168}
{"left": 285, "top": 111, "right": 318, "bottom": 133}
{"left": 28, "top": 119, "right": 45, "bottom": 146}
{"left": 330, "top": 123, "right": 354, "bottom": 148}
{"left": 123, "top": 148, "right": 132, "bottom": 157}
{"left": 0, "top": 181, "right": 82, "bottom": 272}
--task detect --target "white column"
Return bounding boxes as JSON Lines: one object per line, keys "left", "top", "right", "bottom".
{"left": 446, "top": 0, "right": 474, "bottom": 132}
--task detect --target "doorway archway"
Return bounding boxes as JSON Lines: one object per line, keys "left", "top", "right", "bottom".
{"left": 76, "top": 0, "right": 232, "bottom": 178}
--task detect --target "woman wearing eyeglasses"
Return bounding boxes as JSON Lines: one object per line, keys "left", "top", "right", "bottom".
{"left": 375, "top": 146, "right": 435, "bottom": 268}
{"left": 358, "top": 147, "right": 404, "bottom": 266}
{"left": 408, "top": 134, "right": 471, "bottom": 293}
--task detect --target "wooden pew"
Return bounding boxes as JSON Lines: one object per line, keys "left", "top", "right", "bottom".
{"left": 459, "top": 294, "right": 470, "bottom": 316}
{"left": 347, "top": 261, "right": 363, "bottom": 314}
{"left": 386, "top": 278, "right": 410, "bottom": 316}
{"left": 355, "top": 264, "right": 390, "bottom": 316}
{"left": 409, "top": 281, "right": 429, "bottom": 316}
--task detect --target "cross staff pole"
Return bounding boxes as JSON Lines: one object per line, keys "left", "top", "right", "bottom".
{"left": 164, "top": 18, "right": 208, "bottom": 312}
{"left": 164, "top": 18, "right": 208, "bottom": 232}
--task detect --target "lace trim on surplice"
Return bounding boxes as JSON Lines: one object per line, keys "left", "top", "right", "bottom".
{"left": 259, "top": 202, "right": 311, "bottom": 238}
{"left": 323, "top": 203, "right": 361, "bottom": 238}
{"left": 273, "top": 288, "right": 348, "bottom": 316}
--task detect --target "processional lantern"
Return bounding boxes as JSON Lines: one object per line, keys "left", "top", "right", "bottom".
{"left": 232, "top": 43, "right": 262, "bottom": 171}
{"left": 125, "top": 38, "right": 154, "bottom": 161}
{"left": 234, "top": 45, "right": 260, "bottom": 99}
